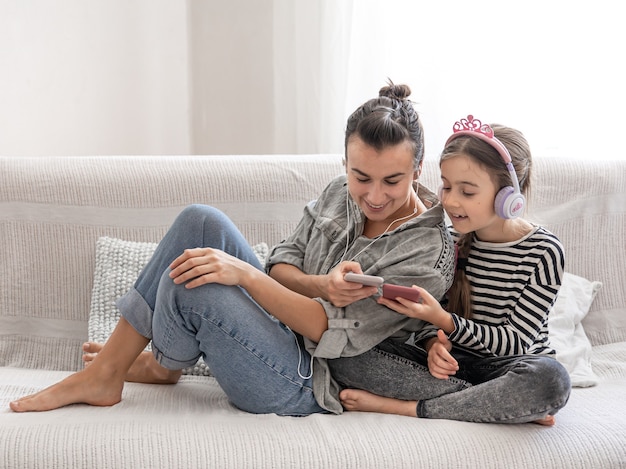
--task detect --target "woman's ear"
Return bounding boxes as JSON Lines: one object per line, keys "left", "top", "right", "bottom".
{"left": 414, "top": 162, "right": 423, "bottom": 180}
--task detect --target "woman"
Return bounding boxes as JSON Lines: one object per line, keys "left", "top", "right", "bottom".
{"left": 10, "top": 83, "right": 454, "bottom": 416}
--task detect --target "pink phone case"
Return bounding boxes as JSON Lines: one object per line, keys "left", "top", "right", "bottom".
{"left": 382, "top": 284, "right": 421, "bottom": 302}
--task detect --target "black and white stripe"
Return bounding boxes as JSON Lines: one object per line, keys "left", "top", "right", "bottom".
{"left": 416, "top": 226, "right": 564, "bottom": 356}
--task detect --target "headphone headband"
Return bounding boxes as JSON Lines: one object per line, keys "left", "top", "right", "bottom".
{"left": 444, "top": 115, "right": 525, "bottom": 219}
{"left": 445, "top": 115, "right": 511, "bottom": 163}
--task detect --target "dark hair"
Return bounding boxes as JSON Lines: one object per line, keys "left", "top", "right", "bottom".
{"left": 344, "top": 80, "right": 424, "bottom": 170}
{"left": 442, "top": 124, "right": 533, "bottom": 319}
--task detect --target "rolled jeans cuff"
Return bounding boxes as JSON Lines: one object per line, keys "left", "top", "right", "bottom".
{"left": 115, "top": 287, "right": 155, "bottom": 340}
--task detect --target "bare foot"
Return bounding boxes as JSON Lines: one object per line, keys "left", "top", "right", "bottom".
{"left": 339, "top": 389, "right": 417, "bottom": 417}
{"left": 533, "top": 415, "right": 556, "bottom": 426}
{"left": 83, "top": 342, "right": 181, "bottom": 384}
{"left": 339, "top": 389, "right": 557, "bottom": 425}
{"left": 10, "top": 365, "right": 124, "bottom": 412}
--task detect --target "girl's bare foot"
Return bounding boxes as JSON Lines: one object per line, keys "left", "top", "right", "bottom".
{"left": 10, "top": 365, "right": 124, "bottom": 412}
{"left": 339, "top": 389, "right": 417, "bottom": 417}
{"left": 339, "top": 388, "right": 557, "bottom": 425}
{"left": 533, "top": 415, "right": 556, "bottom": 426}
{"left": 83, "top": 342, "right": 181, "bottom": 384}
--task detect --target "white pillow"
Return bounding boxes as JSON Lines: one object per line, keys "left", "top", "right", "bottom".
{"left": 548, "top": 272, "right": 603, "bottom": 387}
{"left": 88, "top": 236, "right": 269, "bottom": 377}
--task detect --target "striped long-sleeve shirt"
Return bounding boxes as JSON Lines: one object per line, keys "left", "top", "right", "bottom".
{"left": 414, "top": 225, "right": 564, "bottom": 357}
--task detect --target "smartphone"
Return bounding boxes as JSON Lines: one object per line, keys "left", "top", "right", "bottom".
{"left": 344, "top": 272, "right": 384, "bottom": 287}
{"left": 382, "top": 284, "right": 421, "bottom": 302}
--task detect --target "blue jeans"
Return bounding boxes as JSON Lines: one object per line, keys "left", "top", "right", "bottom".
{"left": 116, "top": 205, "right": 325, "bottom": 416}
{"left": 328, "top": 338, "right": 571, "bottom": 423}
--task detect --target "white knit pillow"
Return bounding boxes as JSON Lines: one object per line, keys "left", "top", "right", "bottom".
{"left": 88, "top": 236, "right": 269, "bottom": 377}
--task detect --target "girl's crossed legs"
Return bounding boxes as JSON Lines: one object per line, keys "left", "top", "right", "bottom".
{"left": 330, "top": 340, "right": 571, "bottom": 424}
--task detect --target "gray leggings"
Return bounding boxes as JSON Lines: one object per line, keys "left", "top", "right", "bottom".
{"left": 328, "top": 338, "right": 571, "bottom": 423}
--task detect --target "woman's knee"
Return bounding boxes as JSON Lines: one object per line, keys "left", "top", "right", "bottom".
{"left": 174, "top": 204, "right": 224, "bottom": 229}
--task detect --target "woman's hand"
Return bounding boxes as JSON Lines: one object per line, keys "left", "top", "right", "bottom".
{"left": 323, "top": 261, "right": 379, "bottom": 307}
{"left": 425, "top": 330, "right": 459, "bottom": 380}
{"left": 168, "top": 247, "right": 254, "bottom": 289}
{"left": 377, "top": 286, "right": 454, "bottom": 332}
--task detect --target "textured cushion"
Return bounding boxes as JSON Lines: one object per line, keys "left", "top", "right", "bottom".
{"left": 88, "top": 236, "right": 269, "bottom": 376}
{"left": 548, "top": 272, "right": 603, "bottom": 387}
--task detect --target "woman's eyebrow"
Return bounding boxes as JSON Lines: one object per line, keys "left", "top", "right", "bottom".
{"left": 351, "top": 168, "right": 406, "bottom": 179}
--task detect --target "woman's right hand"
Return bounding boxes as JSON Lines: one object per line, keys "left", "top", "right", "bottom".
{"left": 169, "top": 247, "right": 255, "bottom": 289}
{"left": 323, "top": 261, "right": 379, "bottom": 307}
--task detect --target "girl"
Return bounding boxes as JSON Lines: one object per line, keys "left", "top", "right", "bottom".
{"left": 10, "top": 83, "right": 454, "bottom": 416}
{"left": 331, "top": 115, "right": 571, "bottom": 424}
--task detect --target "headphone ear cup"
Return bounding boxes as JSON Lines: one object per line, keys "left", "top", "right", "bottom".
{"left": 495, "top": 186, "right": 526, "bottom": 219}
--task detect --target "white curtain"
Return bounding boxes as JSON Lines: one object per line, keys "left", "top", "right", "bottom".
{"left": 271, "top": 1, "right": 354, "bottom": 154}
{"left": 272, "top": 0, "right": 625, "bottom": 160}
{"left": 2, "top": 1, "right": 623, "bottom": 159}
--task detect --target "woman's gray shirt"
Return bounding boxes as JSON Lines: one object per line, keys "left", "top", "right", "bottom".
{"left": 266, "top": 175, "right": 454, "bottom": 413}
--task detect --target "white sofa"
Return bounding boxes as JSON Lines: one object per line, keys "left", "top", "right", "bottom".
{"left": 1, "top": 154, "right": 625, "bottom": 469}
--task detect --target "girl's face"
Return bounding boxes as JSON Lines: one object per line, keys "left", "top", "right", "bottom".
{"left": 439, "top": 153, "right": 505, "bottom": 240}
{"left": 345, "top": 136, "right": 418, "bottom": 229}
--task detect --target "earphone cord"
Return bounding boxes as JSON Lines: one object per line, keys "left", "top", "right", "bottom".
{"left": 291, "top": 328, "right": 313, "bottom": 379}
{"left": 301, "top": 189, "right": 418, "bottom": 380}
{"left": 341, "top": 193, "right": 418, "bottom": 263}
{"left": 341, "top": 189, "right": 351, "bottom": 262}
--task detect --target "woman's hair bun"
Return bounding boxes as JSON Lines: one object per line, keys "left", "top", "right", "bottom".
{"left": 379, "top": 80, "right": 411, "bottom": 101}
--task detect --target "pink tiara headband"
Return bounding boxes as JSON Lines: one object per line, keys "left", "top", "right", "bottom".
{"left": 444, "top": 114, "right": 512, "bottom": 164}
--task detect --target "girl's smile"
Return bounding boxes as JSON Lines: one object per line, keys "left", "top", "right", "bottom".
{"left": 439, "top": 154, "right": 502, "bottom": 239}
{"left": 440, "top": 154, "right": 532, "bottom": 242}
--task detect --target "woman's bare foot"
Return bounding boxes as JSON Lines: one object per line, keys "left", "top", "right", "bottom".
{"left": 83, "top": 342, "right": 181, "bottom": 384}
{"left": 533, "top": 415, "right": 556, "bottom": 426}
{"left": 10, "top": 364, "right": 124, "bottom": 412}
{"left": 339, "top": 389, "right": 418, "bottom": 417}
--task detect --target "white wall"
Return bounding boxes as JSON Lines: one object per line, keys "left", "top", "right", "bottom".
{"left": 188, "top": 1, "right": 275, "bottom": 155}
{"left": 2, "top": 1, "right": 624, "bottom": 159}
{"left": 0, "top": 1, "right": 190, "bottom": 156}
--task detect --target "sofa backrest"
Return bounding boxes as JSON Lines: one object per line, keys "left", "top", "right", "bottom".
{"left": 0, "top": 155, "right": 624, "bottom": 371}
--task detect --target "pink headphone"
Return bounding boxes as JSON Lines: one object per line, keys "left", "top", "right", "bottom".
{"left": 442, "top": 115, "right": 525, "bottom": 219}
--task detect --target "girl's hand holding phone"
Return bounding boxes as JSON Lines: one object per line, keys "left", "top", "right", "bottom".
{"left": 378, "top": 286, "right": 454, "bottom": 334}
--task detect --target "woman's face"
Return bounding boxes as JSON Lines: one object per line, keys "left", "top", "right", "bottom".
{"left": 345, "top": 136, "right": 418, "bottom": 226}
{"left": 439, "top": 153, "right": 503, "bottom": 239}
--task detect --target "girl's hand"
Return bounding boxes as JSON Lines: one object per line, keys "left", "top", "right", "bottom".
{"left": 426, "top": 330, "right": 459, "bottom": 379}
{"left": 168, "top": 247, "right": 254, "bottom": 289}
{"left": 323, "top": 261, "right": 379, "bottom": 307}
{"left": 377, "top": 286, "right": 437, "bottom": 320}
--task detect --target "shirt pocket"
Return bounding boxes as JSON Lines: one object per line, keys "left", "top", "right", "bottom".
{"left": 304, "top": 216, "right": 347, "bottom": 274}
{"left": 314, "top": 216, "right": 345, "bottom": 243}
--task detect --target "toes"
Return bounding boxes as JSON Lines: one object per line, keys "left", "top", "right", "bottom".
{"left": 533, "top": 415, "right": 556, "bottom": 426}
{"left": 9, "top": 399, "right": 24, "bottom": 412}
{"left": 82, "top": 342, "right": 104, "bottom": 353}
